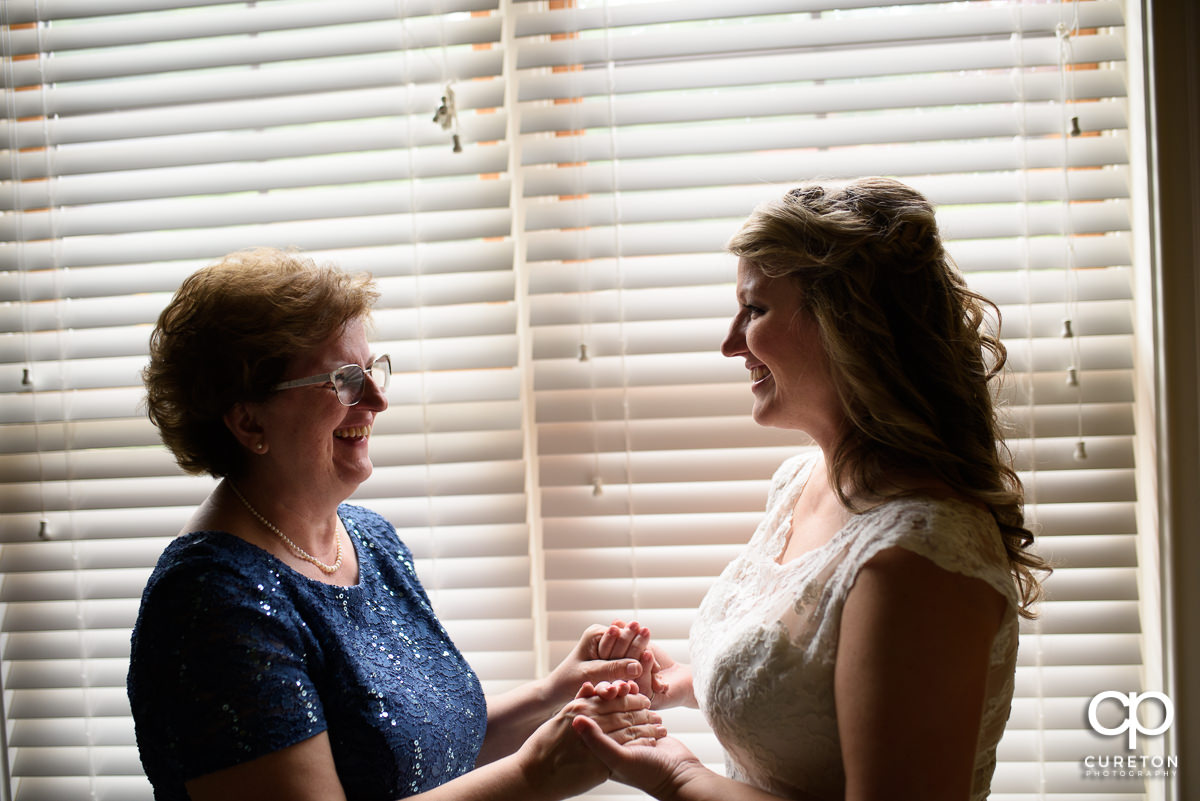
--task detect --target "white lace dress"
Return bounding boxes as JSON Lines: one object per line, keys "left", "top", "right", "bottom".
{"left": 690, "top": 453, "right": 1018, "bottom": 801}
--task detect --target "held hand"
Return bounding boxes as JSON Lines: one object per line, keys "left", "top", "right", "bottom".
{"left": 572, "top": 680, "right": 666, "bottom": 747}
{"left": 517, "top": 680, "right": 663, "bottom": 799}
{"left": 642, "top": 643, "right": 694, "bottom": 710}
{"left": 596, "top": 619, "right": 652, "bottom": 661}
{"left": 547, "top": 622, "right": 650, "bottom": 703}
{"left": 572, "top": 715, "right": 704, "bottom": 798}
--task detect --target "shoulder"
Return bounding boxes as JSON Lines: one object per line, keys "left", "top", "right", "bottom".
{"left": 767, "top": 450, "right": 820, "bottom": 502}
{"left": 338, "top": 503, "right": 413, "bottom": 561}
{"left": 849, "top": 497, "right": 1018, "bottom": 608}
{"left": 132, "top": 532, "right": 308, "bottom": 652}
{"left": 140, "top": 531, "right": 269, "bottom": 608}
{"left": 337, "top": 504, "right": 425, "bottom": 588}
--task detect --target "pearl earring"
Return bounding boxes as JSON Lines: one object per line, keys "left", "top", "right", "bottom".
{"left": 255, "top": 441, "right": 266, "bottom": 452}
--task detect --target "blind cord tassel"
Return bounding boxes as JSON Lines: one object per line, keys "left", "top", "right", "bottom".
{"left": 432, "top": 84, "right": 462, "bottom": 153}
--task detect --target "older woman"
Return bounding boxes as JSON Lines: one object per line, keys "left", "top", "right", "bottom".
{"left": 576, "top": 178, "right": 1050, "bottom": 801}
{"left": 128, "top": 248, "right": 663, "bottom": 801}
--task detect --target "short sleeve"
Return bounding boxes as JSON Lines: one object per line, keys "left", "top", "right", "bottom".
{"left": 853, "top": 501, "right": 1019, "bottom": 610}
{"left": 129, "top": 552, "right": 326, "bottom": 782}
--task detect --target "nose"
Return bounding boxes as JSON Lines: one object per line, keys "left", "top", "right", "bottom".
{"left": 721, "top": 313, "right": 747, "bottom": 358}
{"left": 360, "top": 372, "right": 389, "bottom": 412}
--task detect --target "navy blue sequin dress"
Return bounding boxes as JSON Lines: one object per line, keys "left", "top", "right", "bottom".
{"left": 127, "top": 504, "right": 487, "bottom": 801}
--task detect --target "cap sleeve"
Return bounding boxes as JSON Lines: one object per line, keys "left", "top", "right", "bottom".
{"left": 128, "top": 542, "right": 327, "bottom": 782}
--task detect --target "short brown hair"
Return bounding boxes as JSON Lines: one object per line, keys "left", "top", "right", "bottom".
{"left": 143, "top": 248, "right": 378, "bottom": 478}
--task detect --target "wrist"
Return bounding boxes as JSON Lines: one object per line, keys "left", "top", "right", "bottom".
{"left": 540, "top": 665, "right": 569, "bottom": 707}
{"left": 654, "top": 760, "right": 712, "bottom": 801}
{"left": 502, "top": 750, "right": 555, "bottom": 801}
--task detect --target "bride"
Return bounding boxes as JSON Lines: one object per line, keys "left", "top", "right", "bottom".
{"left": 575, "top": 178, "right": 1049, "bottom": 801}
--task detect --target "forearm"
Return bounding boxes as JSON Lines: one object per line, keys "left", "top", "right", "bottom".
{"left": 478, "top": 632, "right": 653, "bottom": 764}
{"left": 654, "top": 765, "right": 820, "bottom": 801}
{"left": 404, "top": 752, "right": 551, "bottom": 801}
{"left": 476, "top": 679, "right": 557, "bottom": 764}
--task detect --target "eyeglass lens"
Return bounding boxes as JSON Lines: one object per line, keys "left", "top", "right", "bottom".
{"left": 333, "top": 357, "right": 390, "bottom": 406}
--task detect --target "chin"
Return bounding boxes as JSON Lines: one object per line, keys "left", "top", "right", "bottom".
{"left": 338, "top": 462, "right": 374, "bottom": 491}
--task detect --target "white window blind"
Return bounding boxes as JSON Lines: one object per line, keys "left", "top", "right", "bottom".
{"left": 1, "top": 1, "right": 1151, "bottom": 801}
{"left": 514, "top": 1, "right": 1143, "bottom": 799}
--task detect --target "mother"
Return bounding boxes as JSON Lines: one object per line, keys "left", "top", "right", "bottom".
{"left": 128, "top": 248, "right": 661, "bottom": 801}
{"left": 579, "top": 178, "right": 1050, "bottom": 801}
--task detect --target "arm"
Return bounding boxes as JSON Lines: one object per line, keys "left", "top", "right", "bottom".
{"left": 572, "top": 726, "right": 817, "bottom": 801}
{"left": 187, "top": 681, "right": 662, "bottom": 801}
{"left": 835, "top": 546, "right": 1004, "bottom": 801}
{"left": 475, "top": 621, "right": 654, "bottom": 764}
{"left": 577, "top": 547, "right": 1005, "bottom": 801}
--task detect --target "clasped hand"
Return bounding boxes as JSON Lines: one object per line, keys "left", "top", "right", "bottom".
{"left": 570, "top": 621, "right": 703, "bottom": 799}
{"left": 519, "top": 679, "right": 664, "bottom": 798}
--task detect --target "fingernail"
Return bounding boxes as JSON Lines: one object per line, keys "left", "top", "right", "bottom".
{"left": 626, "top": 661, "right": 642, "bottom": 677}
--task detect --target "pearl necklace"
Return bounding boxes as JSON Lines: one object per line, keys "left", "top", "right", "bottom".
{"left": 228, "top": 482, "right": 343, "bottom": 574}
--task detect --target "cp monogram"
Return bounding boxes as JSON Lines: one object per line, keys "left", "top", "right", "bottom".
{"left": 1087, "top": 691, "right": 1174, "bottom": 749}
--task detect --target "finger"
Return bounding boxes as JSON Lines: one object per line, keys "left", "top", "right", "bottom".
{"left": 609, "top": 622, "right": 639, "bottom": 657}
{"left": 607, "top": 723, "right": 669, "bottom": 744}
{"left": 584, "top": 657, "right": 643, "bottom": 685}
{"left": 580, "top": 623, "right": 607, "bottom": 660}
{"left": 627, "top": 626, "right": 651, "bottom": 659}
{"left": 597, "top": 625, "right": 617, "bottom": 660}
{"left": 572, "top": 715, "right": 631, "bottom": 769}
{"left": 622, "top": 735, "right": 663, "bottom": 748}
{"left": 575, "top": 681, "right": 597, "bottom": 699}
{"left": 575, "top": 690, "right": 651, "bottom": 720}
{"left": 639, "top": 651, "right": 657, "bottom": 682}
{"left": 596, "top": 712, "right": 663, "bottom": 736}
{"left": 593, "top": 680, "right": 637, "bottom": 700}
{"left": 589, "top": 706, "right": 661, "bottom": 735}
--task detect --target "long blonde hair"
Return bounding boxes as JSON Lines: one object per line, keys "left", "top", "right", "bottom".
{"left": 728, "top": 178, "right": 1048, "bottom": 617}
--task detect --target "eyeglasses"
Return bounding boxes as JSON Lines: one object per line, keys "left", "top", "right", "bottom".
{"left": 272, "top": 354, "right": 391, "bottom": 406}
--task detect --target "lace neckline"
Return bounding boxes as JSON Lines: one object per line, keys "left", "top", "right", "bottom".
{"left": 768, "top": 455, "right": 988, "bottom": 570}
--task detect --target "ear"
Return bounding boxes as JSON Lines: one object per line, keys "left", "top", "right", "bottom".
{"left": 223, "top": 401, "right": 268, "bottom": 454}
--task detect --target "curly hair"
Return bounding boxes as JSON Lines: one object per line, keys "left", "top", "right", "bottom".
{"left": 143, "top": 248, "right": 379, "bottom": 478}
{"left": 727, "top": 177, "right": 1048, "bottom": 617}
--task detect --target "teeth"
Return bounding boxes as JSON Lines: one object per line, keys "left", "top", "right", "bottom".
{"left": 334, "top": 425, "right": 371, "bottom": 439}
{"left": 750, "top": 366, "right": 770, "bottom": 382}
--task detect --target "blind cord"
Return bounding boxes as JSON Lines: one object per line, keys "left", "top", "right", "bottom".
{"left": 396, "top": 0, "right": 442, "bottom": 608}
{"left": 1056, "top": 3, "right": 1087, "bottom": 463}
{"left": 1011, "top": 12, "right": 1046, "bottom": 797}
{"left": 600, "top": 0, "right": 639, "bottom": 622}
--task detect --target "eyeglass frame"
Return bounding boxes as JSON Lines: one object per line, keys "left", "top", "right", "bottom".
{"left": 271, "top": 354, "right": 391, "bottom": 406}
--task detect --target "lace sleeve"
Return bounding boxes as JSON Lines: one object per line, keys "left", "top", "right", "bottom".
{"left": 845, "top": 501, "right": 1019, "bottom": 608}
{"left": 797, "top": 498, "right": 1020, "bottom": 661}
{"left": 129, "top": 551, "right": 326, "bottom": 781}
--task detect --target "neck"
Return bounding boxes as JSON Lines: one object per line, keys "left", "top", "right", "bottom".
{"left": 224, "top": 476, "right": 343, "bottom": 553}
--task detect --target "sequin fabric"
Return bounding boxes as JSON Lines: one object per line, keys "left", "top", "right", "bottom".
{"left": 127, "top": 504, "right": 486, "bottom": 801}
